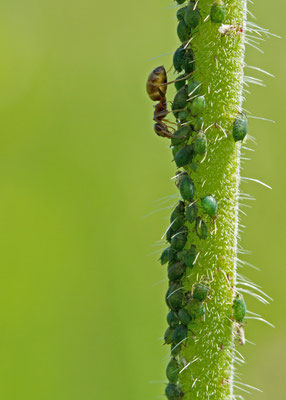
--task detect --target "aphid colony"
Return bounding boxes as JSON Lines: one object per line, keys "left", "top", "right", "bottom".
{"left": 146, "top": 1, "right": 247, "bottom": 398}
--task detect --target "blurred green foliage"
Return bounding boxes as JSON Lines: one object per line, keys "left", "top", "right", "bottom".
{"left": 0, "top": 0, "right": 284, "bottom": 399}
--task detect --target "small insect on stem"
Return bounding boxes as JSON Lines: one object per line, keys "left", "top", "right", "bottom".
{"left": 146, "top": 66, "right": 174, "bottom": 139}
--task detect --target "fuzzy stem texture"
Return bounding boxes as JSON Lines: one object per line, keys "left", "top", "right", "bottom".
{"left": 179, "top": 2, "right": 247, "bottom": 399}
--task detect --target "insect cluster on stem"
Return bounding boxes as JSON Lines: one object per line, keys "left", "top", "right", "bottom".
{"left": 146, "top": 0, "right": 249, "bottom": 398}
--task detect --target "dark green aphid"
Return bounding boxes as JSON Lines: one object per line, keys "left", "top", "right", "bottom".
{"left": 173, "top": 46, "right": 185, "bottom": 73}
{"left": 172, "top": 86, "right": 188, "bottom": 117}
{"left": 170, "top": 201, "right": 185, "bottom": 223}
{"left": 177, "top": 6, "right": 187, "bottom": 21}
{"left": 178, "top": 110, "right": 189, "bottom": 122}
{"left": 167, "top": 310, "right": 180, "bottom": 328}
{"left": 166, "top": 358, "right": 180, "bottom": 384}
{"left": 166, "top": 226, "right": 175, "bottom": 243}
{"left": 171, "top": 214, "right": 185, "bottom": 232}
{"left": 176, "top": 249, "right": 187, "bottom": 262}
{"left": 171, "top": 228, "right": 188, "bottom": 251}
{"left": 168, "top": 262, "right": 186, "bottom": 282}
{"left": 178, "top": 308, "right": 191, "bottom": 325}
{"left": 175, "top": 74, "right": 186, "bottom": 91}
{"left": 171, "top": 343, "right": 181, "bottom": 356}
{"left": 193, "top": 283, "right": 209, "bottom": 302}
{"left": 184, "top": 1, "right": 200, "bottom": 29}
{"left": 186, "top": 298, "right": 206, "bottom": 319}
{"left": 166, "top": 284, "right": 183, "bottom": 311}
{"left": 195, "top": 217, "right": 208, "bottom": 239}
{"left": 190, "top": 161, "right": 198, "bottom": 171}
{"left": 177, "top": 19, "right": 190, "bottom": 43}
{"left": 164, "top": 327, "right": 174, "bottom": 344}
{"left": 233, "top": 112, "right": 248, "bottom": 142}
{"left": 160, "top": 247, "right": 177, "bottom": 265}
{"left": 194, "top": 116, "right": 204, "bottom": 131}
{"left": 175, "top": 0, "right": 186, "bottom": 4}
{"left": 190, "top": 95, "right": 206, "bottom": 116}
{"left": 165, "top": 383, "right": 184, "bottom": 400}
{"left": 172, "top": 324, "right": 188, "bottom": 345}
{"left": 171, "top": 126, "right": 192, "bottom": 146}
{"left": 179, "top": 174, "right": 195, "bottom": 201}
{"left": 186, "top": 202, "right": 198, "bottom": 223}
{"left": 174, "top": 145, "right": 194, "bottom": 167}
{"left": 194, "top": 132, "right": 207, "bottom": 155}
{"left": 184, "top": 245, "right": 197, "bottom": 268}
{"left": 201, "top": 195, "right": 218, "bottom": 217}
{"left": 233, "top": 294, "right": 246, "bottom": 323}
{"left": 188, "top": 80, "right": 201, "bottom": 96}
{"left": 210, "top": 0, "right": 226, "bottom": 23}
{"left": 184, "top": 49, "right": 195, "bottom": 74}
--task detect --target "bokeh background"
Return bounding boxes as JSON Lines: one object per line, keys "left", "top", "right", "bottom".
{"left": 0, "top": 0, "right": 284, "bottom": 399}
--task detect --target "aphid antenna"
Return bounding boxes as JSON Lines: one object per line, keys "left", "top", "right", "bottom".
{"left": 143, "top": 202, "right": 178, "bottom": 218}
{"left": 153, "top": 278, "right": 168, "bottom": 287}
{"left": 147, "top": 51, "right": 175, "bottom": 63}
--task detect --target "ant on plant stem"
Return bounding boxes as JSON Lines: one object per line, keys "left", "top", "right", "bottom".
{"left": 146, "top": 66, "right": 175, "bottom": 139}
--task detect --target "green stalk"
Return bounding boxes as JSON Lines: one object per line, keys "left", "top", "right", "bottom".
{"left": 151, "top": 1, "right": 249, "bottom": 399}
{"left": 179, "top": 2, "right": 246, "bottom": 399}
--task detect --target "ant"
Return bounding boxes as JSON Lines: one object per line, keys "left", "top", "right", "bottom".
{"left": 146, "top": 66, "right": 174, "bottom": 139}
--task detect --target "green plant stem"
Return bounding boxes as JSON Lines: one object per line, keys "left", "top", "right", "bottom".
{"left": 178, "top": 2, "right": 247, "bottom": 399}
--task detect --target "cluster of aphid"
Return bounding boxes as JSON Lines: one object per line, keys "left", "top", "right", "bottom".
{"left": 146, "top": 1, "right": 248, "bottom": 398}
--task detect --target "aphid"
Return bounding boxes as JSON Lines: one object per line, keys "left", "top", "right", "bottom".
{"left": 168, "top": 262, "right": 186, "bottom": 282}
{"left": 160, "top": 247, "right": 177, "bottom": 265}
{"left": 190, "top": 95, "right": 206, "bottom": 116}
{"left": 195, "top": 217, "right": 208, "bottom": 239}
{"left": 146, "top": 66, "right": 167, "bottom": 101}
{"left": 166, "top": 358, "right": 180, "bottom": 383}
{"left": 190, "top": 161, "right": 199, "bottom": 171}
{"left": 173, "top": 46, "right": 186, "bottom": 73}
{"left": 175, "top": 74, "right": 186, "bottom": 91}
{"left": 172, "top": 86, "right": 189, "bottom": 117}
{"left": 174, "top": 145, "right": 194, "bottom": 167}
{"left": 210, "top": 0, "right": 226, "bottom": 24}
{"left": 184, "top": 1, "right": 201, "bottom": 29}
{"left": 233, "top": 112, "right": 248, "bottom": 142}
{"left": 166, "top": 226, "right": 175, "bottom": 243}
{"left": 178, "top": 308, "right": 192, "bottom": 325}
{"left": 167, "top": 310, "right": 180, "bottom": 328}
{"left": 193, "top": 283, "right": 209, "bottom": 302}
{"left": 172, "top": 324, "right": 188, "bottom": 345}
{"left": 171, "top": 343, "right": 181, "bottom": 356}
{"left": 201, "top": 195, "right": 218, "bottom": 217}
{"left": 184, "top": 245, "right": 197, "bottom": 268}
{"left": 188, "top": 80, "right": 201, "bottom": 96}
{"left": 165, "top": 383, "right": 184, "bottom": 400}
{"left": 164, "top": 327, "right": 174, "bottom": 344}
{"left": 194, "top": 116, "right": 204, "bottom": 131}
{"left": 171, "top": 201, "right": 185, "bottom": 223}
{"left": 194, "top": 132, "right": 207, "bottom": 155}
{"left": 177, "top": 110, "right": 189, "bottom": 122}
{"left": 171, "top": 228, "right": 188, "bottom": 251}
{"left": 233, "top": 294, "right": 246, "bottom": 323}
{"left": 179, "top": 174, "right": 195, "bottom": 201}
{"left": 177, "top": 19, "right": 191, "bottom": 43}
{"left": 186, "top": 298, "right": 206, "bottom": 318}
{"left": 166, "top": 284, "right": 184, "bottom": 311}
{"left": 172, "top": 215, "right": 186, "bottom": 232}
{"left": 176, "top": 0, "right": 186, "bottom": 4}
{"left": 177, "top": 6, "right": 187, "bottom": 21}
{"left": 171, "top": 126, "right": 192, "bottom": 146}
{"left": 184, "top": 49, "right": 195, "bottom": 74}
{"left": 186, "top": 202, "right": 198, "bottom": 223}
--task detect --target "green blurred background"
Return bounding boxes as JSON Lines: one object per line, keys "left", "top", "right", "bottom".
{"left": 0, "top": 0, "right": 284, "bottom": 399}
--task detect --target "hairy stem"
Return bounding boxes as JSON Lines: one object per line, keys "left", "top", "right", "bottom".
{"left": 179, "top": 2, "right": 247, "bottom": 399}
